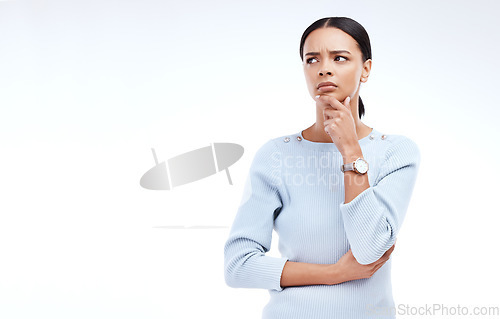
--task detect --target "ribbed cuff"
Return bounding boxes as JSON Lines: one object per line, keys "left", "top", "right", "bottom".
{"left": 250, "top": 255, "right": 289, "bottom": 292}
{"left": 272, "top": 257, "right": 289, "bottom": 291}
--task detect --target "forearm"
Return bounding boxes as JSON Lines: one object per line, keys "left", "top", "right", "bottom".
{"left": 280, "top": 261, "right": 345, "bottom": 287}
{"left": 342, "top": 146, "right": 370, "bottom": 204}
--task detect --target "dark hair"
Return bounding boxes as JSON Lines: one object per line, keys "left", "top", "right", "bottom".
{"left": 299, "top": 17, "right": 372, "bottom": 119}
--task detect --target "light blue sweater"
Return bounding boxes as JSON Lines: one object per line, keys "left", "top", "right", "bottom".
{"left": 223, "top": 128, "right": 421, "bottom": 319}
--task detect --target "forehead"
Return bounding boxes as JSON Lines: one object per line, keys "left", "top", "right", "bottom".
{"left": 303, "top": 27, "right": 359, "bottom": 55}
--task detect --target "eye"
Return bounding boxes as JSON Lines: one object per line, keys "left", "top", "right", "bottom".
{"left": 306, "top": 57, "right": 318, "bottom": 64}
{"left": 335, "top": 56, "right": 348, "bottom": 62}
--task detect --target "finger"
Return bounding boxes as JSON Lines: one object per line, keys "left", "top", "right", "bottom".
{"left": 344, "top": 96, "right": 351, "bottom": 106}
{"left": 380, "top": 245, "right": 396, "bottom": 260}
{"left": 323, "top": 109, "right": 341, "bottom": 121}
{"left": 323, "top": 108, "right": 341, "bottom": 115}
{"left": 383, "top": 244, "right": 396, "bottom": 257}
{"left": 372, "top": 261, "right": 386, "bottom": 273}
{"left": 323, "top": 110, "right": 331, "bottom": 121}
{"left": 323, "top": 118, "right": 340, "bottom": 128}
{"left": 316, "top": 94, "right": 352, "bottom": 112}
{"left": 373, "top": 251, "right": 392, "bottom": 268}
{"left": 344, "top": 96, "right": 352, "bottom": 113}
{"left": 369, "top": 244, "right": 396, "bottom": 267}
{"left": 324, "top": 123, "right": 334, "bottom": 135}
{"left": 315, "top": 95, "right": 343, "bottom": 110}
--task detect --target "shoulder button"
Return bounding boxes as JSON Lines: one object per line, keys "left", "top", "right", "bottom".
{"left": 296, "top": 136, "right": 302, "bottom": 141}
{"left": 381, "top": 134, "right": 387, "bottom": 140}
{"left": 283, "top": 137, "right": 290, "bottom": 143}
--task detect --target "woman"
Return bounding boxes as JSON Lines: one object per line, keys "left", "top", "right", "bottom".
{"left": 223, "top": 17, "right": 420, "bottom": 319}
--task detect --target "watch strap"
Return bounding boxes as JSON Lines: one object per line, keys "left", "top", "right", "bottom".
{"left": 341, "top": 162, "right": 354, "bottom": 172}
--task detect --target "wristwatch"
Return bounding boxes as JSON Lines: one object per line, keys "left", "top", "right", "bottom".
{"left": 341, "top": 157, "right": 369, "bottom": 174}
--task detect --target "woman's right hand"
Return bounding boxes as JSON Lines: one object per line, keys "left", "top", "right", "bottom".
{"left": 327, "top": 243, "right": 396, "bottom": 285}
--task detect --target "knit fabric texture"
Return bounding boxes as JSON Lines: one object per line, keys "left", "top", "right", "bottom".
{"left": 224, "top": 128, "right": 421, "bottom": 319}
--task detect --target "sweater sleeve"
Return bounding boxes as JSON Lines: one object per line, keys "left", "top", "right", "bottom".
{"left": 339, "top": 137, "right": 421, "bottom": 265}
{"left": 223, "top": 139, "right": 289, "bottom": 291}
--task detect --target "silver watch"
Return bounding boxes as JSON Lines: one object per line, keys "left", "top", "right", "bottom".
{"left": 341, "top": 157, "right": 369, "bottom": 174}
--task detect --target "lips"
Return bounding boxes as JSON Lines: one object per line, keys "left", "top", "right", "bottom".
{"left": 317, "top": 81, "right": 337, "bottom": 89}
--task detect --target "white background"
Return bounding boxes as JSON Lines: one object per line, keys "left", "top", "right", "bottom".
{"left": 1, "top": 0, "right": 499, "bottom": 318}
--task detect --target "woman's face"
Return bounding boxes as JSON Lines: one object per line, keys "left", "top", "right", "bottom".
{"left": 302, "top": 27, "right": 370, "bottom": 102}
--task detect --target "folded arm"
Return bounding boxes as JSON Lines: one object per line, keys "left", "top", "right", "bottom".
{"left": 339, "top": 137, "right": 421, "bottom": 265}
{"left": 223, "top": 139, "right": 289, "bottom": 291}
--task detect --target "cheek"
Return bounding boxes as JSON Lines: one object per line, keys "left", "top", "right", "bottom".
{"left": 344, "top": 66, "right": 362, "bottom": 82}
{"left": 304, "top": 69, "right": 314, "bottom": 87}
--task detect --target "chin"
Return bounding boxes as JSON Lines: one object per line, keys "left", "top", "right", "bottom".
{"left": 318, "top": 92, "right": 337, "bottom": 97}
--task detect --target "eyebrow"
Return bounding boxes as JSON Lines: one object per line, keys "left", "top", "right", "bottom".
{"left": 305, "top": 50, "right": 352, "bottom": 56}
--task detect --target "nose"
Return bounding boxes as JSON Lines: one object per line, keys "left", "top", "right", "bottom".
{"left": 319, "top": 69, "right": 332, "bottom": 76}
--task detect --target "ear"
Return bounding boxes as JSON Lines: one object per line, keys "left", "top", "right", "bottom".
{"left": 360, "top": 59, "right": 372, "bottom": 82}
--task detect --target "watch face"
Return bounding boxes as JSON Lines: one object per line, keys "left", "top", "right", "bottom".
{"left": 355, "top": 158, "right": 369, "bottom": 174}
